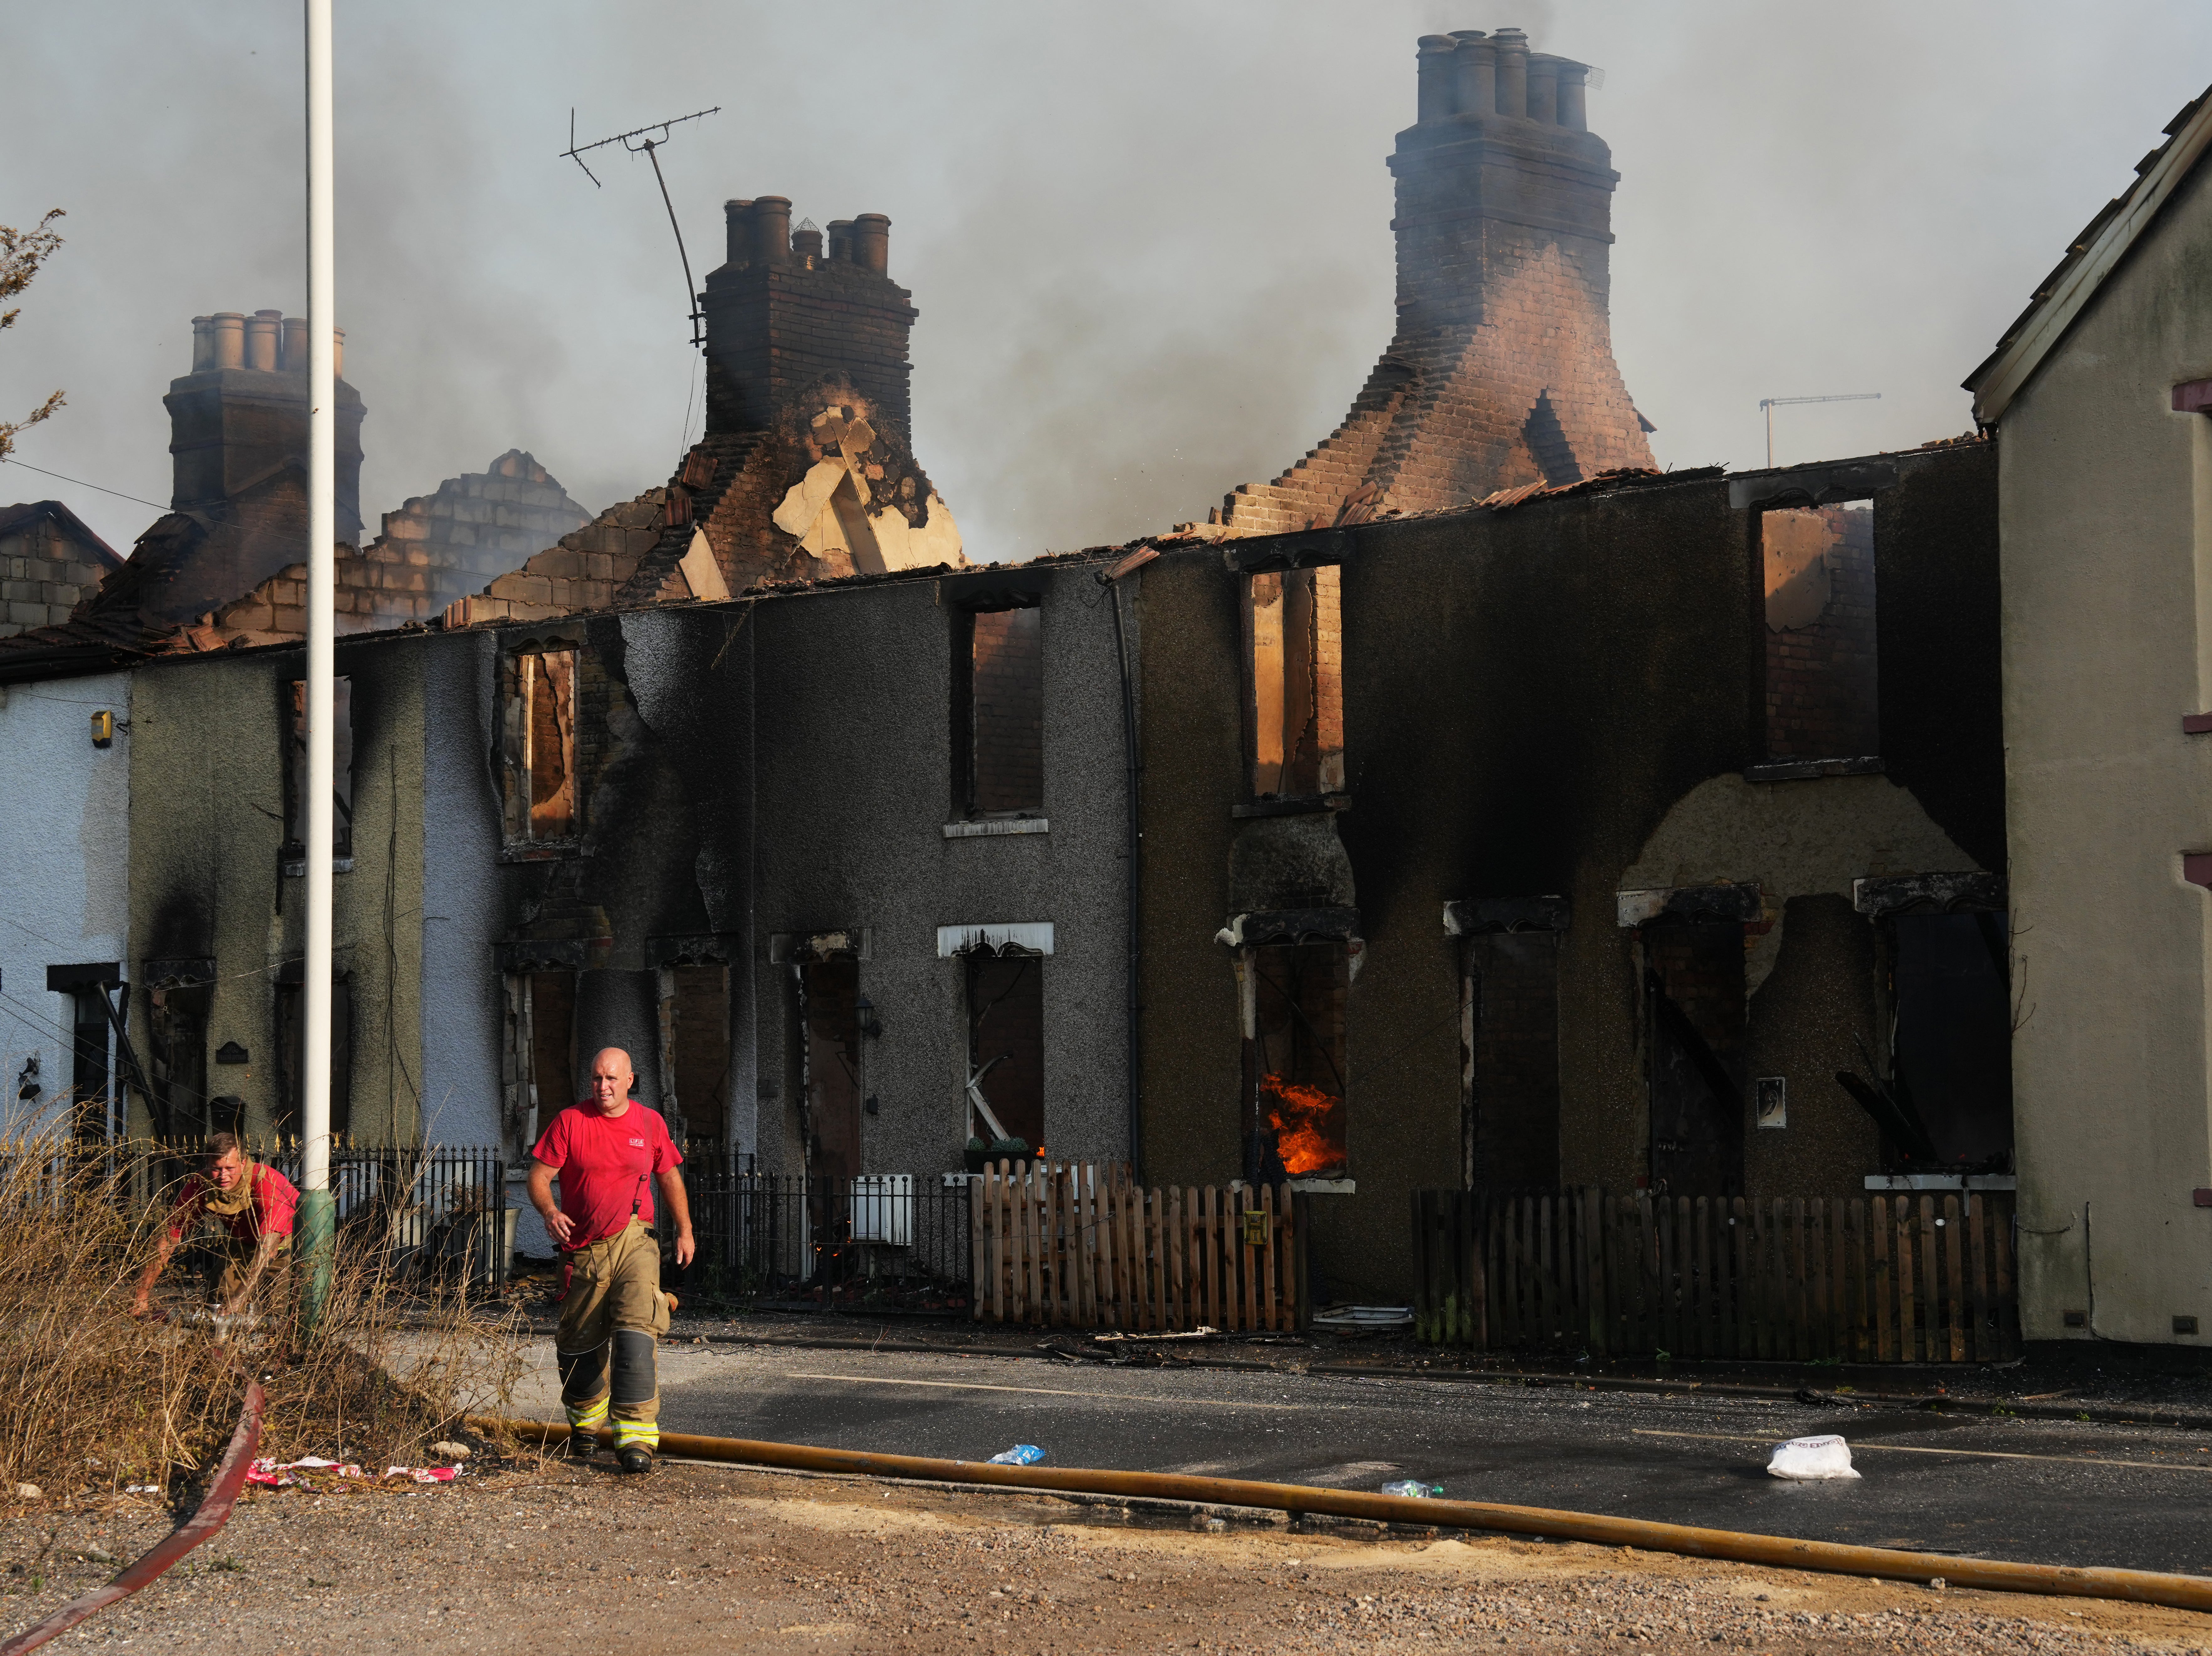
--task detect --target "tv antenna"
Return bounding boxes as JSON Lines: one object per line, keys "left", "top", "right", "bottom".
{"left": 562, "top": 106, "right": 721, "bottom": 346}
{"left": 1758, "top": 392, "right": 1880, "bottom": 468}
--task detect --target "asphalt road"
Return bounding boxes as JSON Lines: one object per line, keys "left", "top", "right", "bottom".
{"left": 511, "top": 1340, "right": 2212, "bottom": 1576}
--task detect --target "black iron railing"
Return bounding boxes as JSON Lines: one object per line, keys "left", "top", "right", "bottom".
{"left": 677, "top": 1166, "right": 972, "bottom": 1312}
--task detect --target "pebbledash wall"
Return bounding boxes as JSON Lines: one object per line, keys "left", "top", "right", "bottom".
{"left": 1980, "top": 127, "right": 2212, "bottom": 1347}
{"left": 1133, "top": 444, "right": 2004, "bottom": 1304}
{"left": 0, "top": 670, "right": 132, "bottom": 1135}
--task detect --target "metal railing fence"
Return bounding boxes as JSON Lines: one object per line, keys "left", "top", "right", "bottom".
{"left": 677, "top": 1165, "right": 972, "bottom": 1311}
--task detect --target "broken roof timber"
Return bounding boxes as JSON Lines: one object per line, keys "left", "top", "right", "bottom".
{"left": 1965, "top": 84, "right": 2212, "bottom": 427}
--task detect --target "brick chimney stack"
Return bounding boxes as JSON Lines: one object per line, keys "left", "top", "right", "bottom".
{"left": 700, "top": 196, "right": 918, "bottom": 439}
{"left": 165, "top": 309, "right": 365, "bottom": 537}
{"left": 1214, "top": 25, "right": 1655, "bottom": 534}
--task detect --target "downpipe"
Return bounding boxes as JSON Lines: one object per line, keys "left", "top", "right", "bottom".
{"left": 472, "top": 1414, "right": 2212, "bottom": 1616}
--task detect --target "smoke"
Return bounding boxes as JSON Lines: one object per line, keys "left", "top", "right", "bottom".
{"left": 4, "top": 2, "right": 2210, "bottom": 565}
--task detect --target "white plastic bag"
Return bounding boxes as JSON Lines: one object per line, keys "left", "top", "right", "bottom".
{"left": 1766, "top": 1434, "right": 1861, "bottom": 1480}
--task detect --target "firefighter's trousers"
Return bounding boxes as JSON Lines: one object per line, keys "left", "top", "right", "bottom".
{"left": 556, "top": 1218, "right": 672, "bottom": 1452}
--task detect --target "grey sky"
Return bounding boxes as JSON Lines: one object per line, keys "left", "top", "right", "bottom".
{"left": 5, "top": 2, "right": 2209, "bottom": 564}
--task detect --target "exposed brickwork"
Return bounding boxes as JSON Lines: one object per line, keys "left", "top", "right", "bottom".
{"left": 443, "top": 490, "right": 668, "bottom": 628}
{"left": 1217, "top": 59, "right": 1654, "bottom": 534}
{"left": 1764, "top": 505, "right": 1879, "bottom": 760}
{"left": 205, "top": 451, "right": 592, "bottom": 642}
{"left": 0, "top": 501, "right": 120, "bottom": 637}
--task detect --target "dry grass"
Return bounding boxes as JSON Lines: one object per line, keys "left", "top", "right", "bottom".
{"left": 0, "top": 1134, "right": 525, "bottom": 1498}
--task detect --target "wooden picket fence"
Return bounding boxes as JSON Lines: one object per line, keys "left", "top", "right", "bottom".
{"left": 969, "top": 1162, "right": 1305, "bottom": 1331}
{"left": 1412, "top": 1188, "right": 2019, "bottom": 1364}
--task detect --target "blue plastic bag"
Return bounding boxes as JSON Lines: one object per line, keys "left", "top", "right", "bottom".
{"left": 988, "top": 1444, "right": 1046, "bottom": 1466}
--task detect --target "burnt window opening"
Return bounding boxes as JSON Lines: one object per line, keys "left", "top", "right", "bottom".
{"left": 1845, "top": 912, "right": 2014, "bottom": 1173}
{"left": 1246, "top": 941, "right": 1350, "bottom": 1183}
{"left": 1762, "top": 501, "right": 1878, "bottom": 762}
{"left": 1644, "top": 918, "right": 1748, "bottom": 1198}
{"left": 966, "top": 951, "right": 1044, "bottom": 1158}
{"left": 505, "top": 970, "right": 577, "bottom": 1160}
{"left": 658, "top": 963, "right": 731, "bottom": 1145}
{"left": 1246, "top": 568, "right": 1345, "bottom": 801}
{"left": 65, "top": 987, "right": 114, "bottom": 1142}
{"left": 504, "top": 647, "right": 578, "bottom": 843}
{"left": 149, "top": 977, "right": 214, "bottom": 1139}
{"left": 1523, "top": 390, "right": 1583, "bottom": 488}
{"left": 275, "top": 972, "right": 353, "bottom": 1143}
{"left": 1464, "top": 933, "right": 1562, "bottom": 1191}
{"left": 795, "top": 958, "right": 864, "bottom": 1185}
{"left": 285, "top": 676, "right": 354, "bottom": 859}
{"left": 953, "top": 602, "right": 1043, "bottom": 817}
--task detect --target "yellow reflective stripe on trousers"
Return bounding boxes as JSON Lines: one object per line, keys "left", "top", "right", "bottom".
{"left": 566, "top": 1401, "right": 609, "bottom": 1430}
{"left": 615, "top": 1420, "right": 659, "bottom": 1449}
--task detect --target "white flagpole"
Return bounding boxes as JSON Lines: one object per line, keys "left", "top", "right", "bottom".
{"left": 300, "top": 0, "right": 336, "bottom": 1324}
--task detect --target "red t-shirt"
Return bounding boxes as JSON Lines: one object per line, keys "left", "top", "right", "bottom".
{"left": 531, "top": 1101, "right": 681, "bottom": 1251}
{"left": 168, "top": 1164, "right": 300, "bottom": 1244}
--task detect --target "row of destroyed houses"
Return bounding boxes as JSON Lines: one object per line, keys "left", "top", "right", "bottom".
{"left": 4, "top": 29, "right": 2212, "bottom": 1344}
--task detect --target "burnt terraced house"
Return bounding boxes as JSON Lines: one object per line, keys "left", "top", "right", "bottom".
{"left": 0, "top": 27, "right": 2021, "bottom": 1332}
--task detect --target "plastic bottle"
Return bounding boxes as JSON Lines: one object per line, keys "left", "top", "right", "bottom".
{"left": 988, "top": 1444, "right": 1046, "bottom": 1466}
{"left": 1379, "top": 1480, "right": 1442, "bottom": 1498}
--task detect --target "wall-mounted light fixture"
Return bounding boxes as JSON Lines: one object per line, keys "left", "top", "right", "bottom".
{"left": 856, "top": 994, "right": 884, "bottom": 1039}
{"left": 15, "top": 1055, "right": 39, "bottom": 1102}
{"left": 90, "top": 710, "right": 114, "bottom": 748}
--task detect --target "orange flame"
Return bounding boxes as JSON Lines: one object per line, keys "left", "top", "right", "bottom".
{"left": 1260, "top": 1074, "right": 1346, "bottom": 1177}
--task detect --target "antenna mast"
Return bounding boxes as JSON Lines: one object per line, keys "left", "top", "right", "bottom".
{"left": 563, "top": 106, "right": 722, "bottom": 346}
{"left": 1758, "top": 392, "right": 1881, "bottom": 469}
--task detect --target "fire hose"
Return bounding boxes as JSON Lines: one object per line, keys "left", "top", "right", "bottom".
{"left": 0, "top": 1379, "right": 266, "bottom": 1656}
{"left": 473, "top": 1414, "right": 2212, "bottom": 1616}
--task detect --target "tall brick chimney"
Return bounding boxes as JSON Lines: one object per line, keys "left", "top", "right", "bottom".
{"left": 700, "top": 198, "right": 917, "bottom": 440}
{"left": 1215, "top": 26, "right": 1654, "bottom": 534}
{"left": 165, "top": 310, "right": 365, "bottom": 536}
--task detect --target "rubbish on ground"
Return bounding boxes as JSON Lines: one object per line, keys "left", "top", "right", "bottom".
{"left": 428, "top": 1441, "right": 471, "bottom": 1460}
{"left": 123, "top": 1485, "right": 161, "bottom": 1495}
{"left": 246, "top": 1457, "right": 458, "bottom": 1488}
{"left": 1310, "top": 1305, "right": 1415, "bottom": 1330}
{"left": 13, "top": 1484, "right": 39, "bottom": 1500}
{"left": 1091, "top": 1328, "right": 1218, "bottom": 1343}
{"left": 1767, "top": 1435, "right": 1861, "bottom": 1480}
{"left": 1380, "top": 1480, "right": 1444, "bottom": 1498}
{"left": 987, "top": 1445, "right": 1046, "bottom": 1465}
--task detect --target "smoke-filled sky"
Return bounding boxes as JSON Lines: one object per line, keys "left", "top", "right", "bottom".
{"left": 5, "top": 2, "right": 2210, "bottom": 564}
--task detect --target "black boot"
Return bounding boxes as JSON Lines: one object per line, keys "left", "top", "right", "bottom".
{"left": 616, "top": 1446, "right": 654, "bottom": 1475}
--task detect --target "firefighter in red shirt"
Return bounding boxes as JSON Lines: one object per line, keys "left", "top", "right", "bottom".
{"left": 527, "top": 1047, "right": 695, "bottom": 1473}
{"left": 131, "top": 1132, "right": 299, "bottom": 1319}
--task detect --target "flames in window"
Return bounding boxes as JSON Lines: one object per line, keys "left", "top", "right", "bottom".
{"left": 1260, "top": 1073, "right": 1346, "bottom": 1178}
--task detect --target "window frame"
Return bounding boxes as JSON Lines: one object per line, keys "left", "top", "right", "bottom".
{"left": 950, "top": 594, "right": 1045, "bottom": 822}
{"left": 501, "top": 636, "right": 583, "bottom": 855}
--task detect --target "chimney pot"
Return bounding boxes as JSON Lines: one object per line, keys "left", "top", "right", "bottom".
{"left": 1450, "top": 31, "right": 1496, "bottom": 120}
{"left": 211, "top": 312, "right": 246, "bottom": 371}
{"left": 754, "top": 196, "right": 793, "bottom": 266}
{"left": 723, "top": 198, "right": 755, "bottom": 266}
{"left": 853, "top": 213, "right": 890, "bottom": 276}
{"left": 1526, "top": 54, "right": 1559, "bottom": 125}
{"left": 1555, "top": 61, "right": 1589, "bottom": 130}
{"left": 190, "top": 316, "right": 215, "bottom": 373}
{"left": 280, "top": 316, "right": 308, "bottom": 372}
{"left": 1416, "top": 35, "right": 1458, "bottom": 124}
{"left": 1491, "top": 27, "right": 1530, "bottom": 118}
{"left": 826, "top": 218, "right": 855, "bottom": 262}
{"left": 246, "top": 309, "right": 282, "bottom": 371}
{"left": 792, "top": 223, "right": 824, "bottom": 265}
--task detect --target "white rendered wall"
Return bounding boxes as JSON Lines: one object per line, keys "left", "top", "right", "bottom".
{"left": 0, "top": 672, "right": 131, "bottom": 1135}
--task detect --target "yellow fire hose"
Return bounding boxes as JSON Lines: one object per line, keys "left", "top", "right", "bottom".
{"left": 469, "top": 1414, "right": 2212, "bottom": 1615}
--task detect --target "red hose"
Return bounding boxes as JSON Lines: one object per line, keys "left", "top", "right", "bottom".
{"left": 0, "top": 1380, "right": 266, "bottom": 1656}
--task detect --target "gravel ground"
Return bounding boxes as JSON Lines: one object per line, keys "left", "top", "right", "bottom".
{"left": 1, "top": 1456, "right": 2205, "bottom": 1654}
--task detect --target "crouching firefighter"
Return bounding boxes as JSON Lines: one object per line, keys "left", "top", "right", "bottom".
{"left": 527, "top": 1047, "right": 694, "bottom": 1474}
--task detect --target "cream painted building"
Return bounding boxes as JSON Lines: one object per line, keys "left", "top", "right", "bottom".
{"left": 1968, "top": 83, "right": 2212, "bottom": 1346}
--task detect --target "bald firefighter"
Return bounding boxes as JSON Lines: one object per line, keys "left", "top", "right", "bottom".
{"left": 527, "top": 1048, "right": 694, "bottom": 1473}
